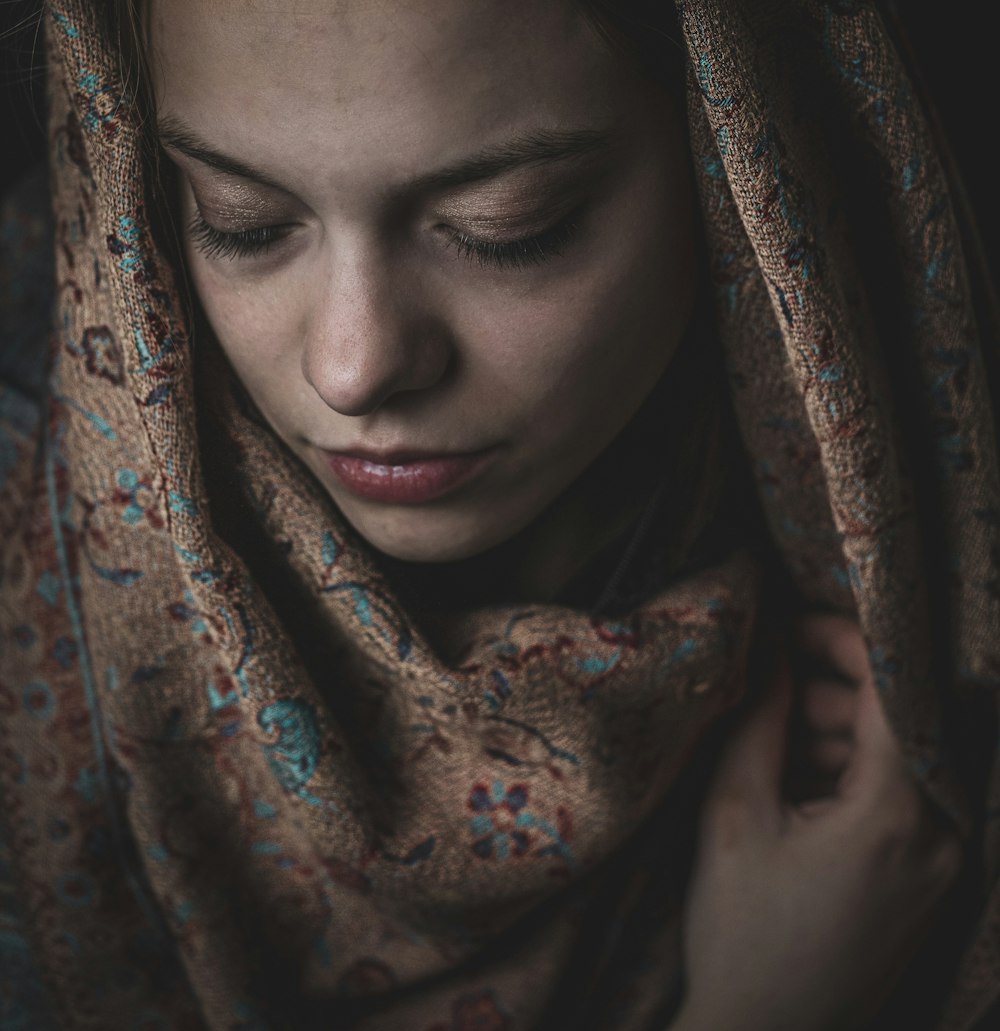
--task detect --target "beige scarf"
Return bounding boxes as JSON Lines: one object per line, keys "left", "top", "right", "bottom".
{"left": 2, "top": 2, "right": 999, "bottom": 1027}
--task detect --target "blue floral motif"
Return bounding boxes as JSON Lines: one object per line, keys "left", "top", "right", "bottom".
{"left": 322, "top": 581, "right": 412, "bottom": 660}
{"left": 258, "top": 699, "right": 325, "bottom": 807}
{"left": 35, "top": 570, "right": 61, "bottom": 607}
{"left": 168, "top": 591, "right": 209, "bottom": 637}
{"left": 52, "top": 11, "right": 79, "bottom": 38}
{"left": 76, "top": 71, "right": 123, "bottom": 139}
{"left": 469, "top": 782, "right": 530, "bottom": 860}
{"left": 22, "top": 682, "right": 55, "bottom": 720}
{"left": 13, "top": 625, "right": 36, "bottom": 648}
{"left": 467, "top": 781, "right": 575, "bottom": 866}
{"left": 115, "top": 468, "right": 163, "bottom": 529}
{"left": 53, "top": 635, "right": 77, "bottom": 670}
{"left": 321, "top": 530, "right": 339, "bottom": 568}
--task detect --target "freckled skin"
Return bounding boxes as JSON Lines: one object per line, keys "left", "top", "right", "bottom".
{"left": 149, "top": 0, "right": 698, "bottom": 574}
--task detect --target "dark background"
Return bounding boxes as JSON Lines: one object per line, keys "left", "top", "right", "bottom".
{"left": 1, "top": 2, "right": 996, "bottom": 279}
{"left": 2, "top": 0, "right": 45, "bottom": 193}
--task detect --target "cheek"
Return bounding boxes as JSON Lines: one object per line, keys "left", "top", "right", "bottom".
{"left": 456, "top": 183, "right": 696, "bottom": 444}
{"left": 188, "top": 253, "right": 310, "bottom": 410}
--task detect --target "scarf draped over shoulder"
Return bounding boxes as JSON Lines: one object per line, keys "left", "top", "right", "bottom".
{"left": 1, "top": 2, "right": 999, "bottom": 1028}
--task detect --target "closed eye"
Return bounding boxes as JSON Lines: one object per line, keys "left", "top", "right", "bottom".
{"left": 187, "top": 207, "right": 586, "bottom": 270}
{"left": 443, "top": 209, "right": 584, "bottom": 272}
{"left": 187, "top": 215, "right": 294, "bottom": 260}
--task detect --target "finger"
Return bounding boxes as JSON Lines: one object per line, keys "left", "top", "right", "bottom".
{"left": 797, "top": 614, "right": 903, "bottom": 767}
{"left": 783, "top": 729, "right": 852, "bottom": 806}
{"left": 796, "top": 613, "right": 871, "bottom": 685}
{"left": 838, "top": 654, "right": 910, "bottom": 801}
{"left": 795, "top": 614, "right": 911, "bottom": 802}
{"left": 851, "top": 652, "right": 900, "bottom": 758}
{"left": 801, "top": 678, "right": 857, "bottom": 735}
{"left": 807, "top": 733, "right": 853, "bottom": 773}
{"left": 712, "top": 649, "right": 794, "bottom": 808}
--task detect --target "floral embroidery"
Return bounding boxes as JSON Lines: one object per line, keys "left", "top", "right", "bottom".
{"left": 114, "top": 468, "right": 164, "bottom": 529}
{"left": 80, "top": 325, "right": 123, "bottom": 385}
{"left": 426, "top": 989, "right": 510, "bottom": 1031}
{"left": 468, "top": 781, "right": 575, "bottom": 867}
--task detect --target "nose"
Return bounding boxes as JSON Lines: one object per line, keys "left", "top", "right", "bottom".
{"left": 301, "top": 248, "right": 451, "bottom": 416}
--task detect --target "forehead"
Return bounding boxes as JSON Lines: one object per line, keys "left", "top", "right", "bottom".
{"left": 150, "top": 1, "right": 614, "bottom": 185}
{"left": 148, "top": 0, "right": 625, "bottom": 195}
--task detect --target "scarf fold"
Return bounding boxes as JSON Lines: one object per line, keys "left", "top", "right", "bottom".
{"left": 1, "top": 1, "right": 998, "bottom": 1028}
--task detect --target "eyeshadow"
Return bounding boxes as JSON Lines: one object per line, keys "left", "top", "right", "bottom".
{"left": 186, "top": 177, "right": 292, "bottom": 230}
{"left": 434, "top": 157, "right": 612, "bottom": 234}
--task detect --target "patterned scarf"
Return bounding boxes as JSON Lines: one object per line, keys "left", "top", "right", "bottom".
{"left": 2, "top": 2, "right": 999, "bottom": 1028}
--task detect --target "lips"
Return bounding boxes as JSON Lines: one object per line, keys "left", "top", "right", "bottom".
{"left": 321, "top": 447, "right": 496, "bottom": 504}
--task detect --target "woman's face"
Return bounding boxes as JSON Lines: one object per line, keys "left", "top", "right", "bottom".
{"left": 150, "top": 0, "right": 697, "bottom": 563}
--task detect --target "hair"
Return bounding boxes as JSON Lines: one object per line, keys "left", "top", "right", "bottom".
{"left": 579, "top": 1, "right": 687, "bottom": 92}
{"left": 104, "top": 0, "right": 152, "bottom": 131}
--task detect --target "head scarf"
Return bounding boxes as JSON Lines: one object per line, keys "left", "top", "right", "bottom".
{"left": 1, "top": 1, "right": 999, "bottom": 1028}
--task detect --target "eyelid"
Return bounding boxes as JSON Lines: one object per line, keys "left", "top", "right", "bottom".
{"left": 187, "top": 188, "right": 589, "bottom": 270}
{"left": 187, "top": 213, "right": 295, "bottom": 261}
{"left": 182, "top": 170, "right": 301, "bottom": 235}
{"left": 435, "top": 186, "right": 587, "bottom": 238}
{"left": 443, "top": 206, "right": 585, "bottom": 272}
{"left": 189, "top": 196, "right": 293, "bottom": 231}
{"left": 440, "top": 211, "right": 569, "bottom": 243}
{"left": 432, "top": 152, "right": 611, "bottom": 225}
{"left": 171, "top": 150, "right": 296, "bottom": 211}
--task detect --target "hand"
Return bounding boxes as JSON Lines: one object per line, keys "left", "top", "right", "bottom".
{"left": 674, "top": 614, "right": 962, "bottom": 1031}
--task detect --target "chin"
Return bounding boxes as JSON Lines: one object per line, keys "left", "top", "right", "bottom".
{"left": 342, "top": 503, "right": 533, "bottom": 565}
{"left": 359, "top": 527, "right": 494, "bottom": 564}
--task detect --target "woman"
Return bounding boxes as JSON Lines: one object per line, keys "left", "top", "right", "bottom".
{"left": 0, "top": 1, "right": 995, "bottom": 1028}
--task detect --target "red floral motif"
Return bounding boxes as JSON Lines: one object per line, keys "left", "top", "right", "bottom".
{"left": 425, "top": 989, "right": 510, "bottom": 1031}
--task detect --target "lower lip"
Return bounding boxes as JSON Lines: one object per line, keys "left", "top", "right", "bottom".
{"left": 323, "top": 450, "right": 495, "bottom": 504}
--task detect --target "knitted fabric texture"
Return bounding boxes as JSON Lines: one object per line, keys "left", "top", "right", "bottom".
{"left": 1, "top": 1, "right": 999, "bottom": 1028}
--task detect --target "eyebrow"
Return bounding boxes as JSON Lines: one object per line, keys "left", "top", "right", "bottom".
{"left": 157, "top": 116, "right": 616, "bottom": 195}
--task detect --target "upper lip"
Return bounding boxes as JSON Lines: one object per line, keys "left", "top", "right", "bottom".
{"left": 320, "top": 446, "right": 491, "bottom": 465}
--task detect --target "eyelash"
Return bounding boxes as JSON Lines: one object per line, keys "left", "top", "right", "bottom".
{"left": 187, "top": 211, "right": 583, "bottom": 271}
{"left": 444, "top": 213, "right": 582, "bottom": 271}
{"left": 187, "top": 215, "right": 289, "bottom": 261}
